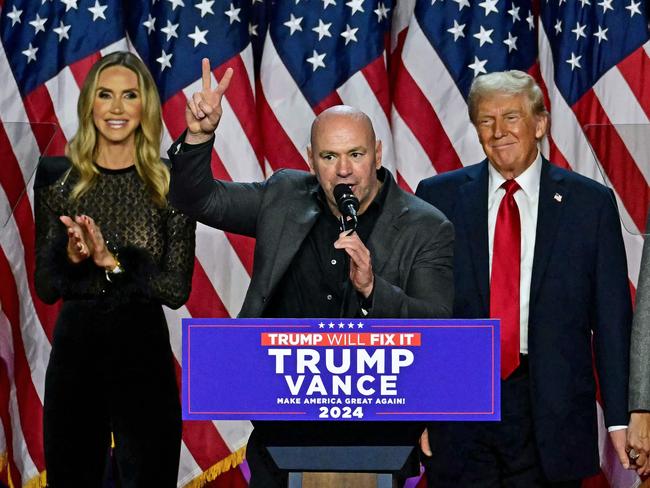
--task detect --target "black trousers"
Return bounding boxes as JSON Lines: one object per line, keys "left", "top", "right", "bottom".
{"left": 423, "top": 356, "right": 581, "bottom": 488}
{"left": 43, "top": 300, "right": 181, "bottom": 488}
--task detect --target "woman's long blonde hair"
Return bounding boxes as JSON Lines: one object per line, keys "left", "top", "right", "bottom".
{"left": 66, "top": 51, "right": 169, "bottom": 207}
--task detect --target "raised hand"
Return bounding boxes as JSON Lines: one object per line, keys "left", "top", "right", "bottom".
{"left": 60, "top": 215, "right": 92, "bottom": 264}
{"left": 185, "top": 58, "right": 233, "bottom": 144}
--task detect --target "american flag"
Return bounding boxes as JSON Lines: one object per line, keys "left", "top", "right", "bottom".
{"left": 0, "top": 0, "right": 647, "bottom": 487}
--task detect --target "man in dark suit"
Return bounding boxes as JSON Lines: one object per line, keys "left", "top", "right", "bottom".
{"left": 168, "top": 59, "right": 454, "bottom": 487}
{"left": 416, "top": 70, "right": 632, "bottom": 487}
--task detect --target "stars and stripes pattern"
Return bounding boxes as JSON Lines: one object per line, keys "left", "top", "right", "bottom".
{"left": 0, "top": 0, "right": 647, "bottom": 487}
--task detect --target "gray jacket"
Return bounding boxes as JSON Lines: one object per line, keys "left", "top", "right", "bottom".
{"left": 168, "top": 138, "right": 454, "bottom": 319}
{"left": 630, "top": 211, "right": 650, "bottom": 410}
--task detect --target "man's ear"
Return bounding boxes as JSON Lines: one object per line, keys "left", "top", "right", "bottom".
{"left": 375, "top": 140, "right": 383, "bottom": 169}
{"left": 307, "top": 145, "right": 316, "bottom": 175}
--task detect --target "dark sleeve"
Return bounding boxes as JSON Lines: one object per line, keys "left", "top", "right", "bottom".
{"left": 147, "top": 206, "right": 196, "bottom": 309}
{"left": 367, "top": 218, "right": 455, "bottom": 319}
{"left": 592, "top": 188, "right": 633, "bottom": 426}
{"left": 33, "top": 160, "right": 100, "bottom": 304}
{"left": 630, "top": 209, "right": 650, "bottom": 411}
{"left": 104, "top": 208, "right": 196, "bottom": 310}
{"left": 167, "top": 133, "right": 264, "bottom": 237}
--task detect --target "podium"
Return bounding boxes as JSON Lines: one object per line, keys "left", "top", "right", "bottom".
{"left": 267, "top": 445, "right": 416, "bottom": 488}
{"left": 183, "top": 318, "right": 501, "bottom": 486}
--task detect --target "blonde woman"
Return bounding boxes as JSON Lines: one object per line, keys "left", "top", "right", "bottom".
{"left": 34, "top": 52, "right": 195, "bottom": 487}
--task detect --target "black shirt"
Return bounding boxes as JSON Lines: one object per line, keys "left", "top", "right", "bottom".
{"left": 264, "top": 171, "right": 388, "bottom": 318}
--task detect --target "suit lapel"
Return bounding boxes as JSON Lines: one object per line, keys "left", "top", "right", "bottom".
{"left": 367, "top": 177, "right": 407, "bottom": 277}
{"left": 267, "top": 183, "right": 321, "bottom": 293}
{"left": 529, "top": 159, "right": 566, "bottom": 308}
{"left": 459, "top": 162, "right": 490, "bottom": 314}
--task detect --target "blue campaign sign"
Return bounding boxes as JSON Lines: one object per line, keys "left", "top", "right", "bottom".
{"left": 183, "top": 318, "right": 500, "bottom": 422}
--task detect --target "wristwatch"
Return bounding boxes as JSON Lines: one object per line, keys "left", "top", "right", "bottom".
{"left": 104, "top": 254, "right": 124, "bottom": 283}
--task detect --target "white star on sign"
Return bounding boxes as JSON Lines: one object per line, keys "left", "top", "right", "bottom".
{"left": 503, "top": 31, "right": 518, "bottom": 51}
{"left": 143, "top": 14, "right": 156, "bottom": 34}
{"left": 593, "top": 25, "right": 608, "bottom": 42}
{"left": 626, "top": 0, "right": 641, "bottom": 16}
{"left": 468, "top": 56, "right": 488, "bottom": 76}
{"left": 312, "top": 19, "right": 332, "bottom": 40}
{"left": 249, "top": 22, "right": 258, "bottom": 36}
{"left": 29, "top": 14, "right": 47, "bottom": 34}
{"left": 566, "top": 52, "right": 582, "bottom": 70}
{"left": 22, "top": 43, "right": 38, "bottom": 63}
{"left": 478, "top": 0, "right": 499, "bottom": 16}
{"left": 447, "top": 20, "right": 466, "bottom": 41}
{"left": 156, "top": 50, "right": 173, "bottom": 71}
{"left": 340, "top": 23, "right": 359, "bottom": 44}
{"left": 284, "top": 13, "right": 303, "bottom": 35}
{"left": 453, "top": 0, "right": 470, "bottom": 10}
{"left": 508, "top": 4, "right": 520, "bottom": 22}
{"left": 88, "top": 0, "right": 108, "bottom": 21}
{"left": 571, "top": 21, "right": 586, "bottom": 40}
{"left": 195, "top": 0, "right": 215, "bottom": 17}
{"left": 579, "top": 0, "right": 591, "bottom": 6}
{"left": 473, "top": 25, "right": 494, "bottom": 46}
{"left": 161, "top": 20, "right": 179, "bottom": 41}
{"left": 167, "top": 0, "right": 185, "bottom": 10}
{"left": 346, "top": 0, "right": 365, "bottom": 15}
{"left": 323, "top": 0, "right": 337, "bottom": 7}
{"left": 225, "top": 3, "right": 241, "bottom": 23}
{"left": 53, "top": 20, "right": 71, "bottom": 41}
{"left": 188, "top": 26, "right": 208, "bottom": 46}
{"left": 7, "top": 6, "right": 23, "bottom": 26}
{"left": 554, "top": 19, "right": 562, "bottom": 34}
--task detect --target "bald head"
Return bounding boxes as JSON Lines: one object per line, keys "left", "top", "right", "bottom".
{"left": 310, "top": 105, "right": 376, "bottom": 148}
{"left": 306, "top": 105, "right": 383, "bottom": 217}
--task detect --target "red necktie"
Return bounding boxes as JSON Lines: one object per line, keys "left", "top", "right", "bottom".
{"left": 491, "top": 179, "right": 521, "bottom": 379}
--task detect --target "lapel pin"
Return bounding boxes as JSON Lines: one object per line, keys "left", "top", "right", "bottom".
{"left": 554, "top": 193, "right": 563, "bottom": 202}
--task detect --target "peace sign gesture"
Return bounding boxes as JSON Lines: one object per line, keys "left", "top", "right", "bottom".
{"left": 185, "top": 58, "right": 233, "bottom": 144}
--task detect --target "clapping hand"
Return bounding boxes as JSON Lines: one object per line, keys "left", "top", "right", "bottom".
{"left": 185, "top": 58, "right": 233, "bottom": 144}
{"left": 60, "top": 215, "right": 118, "bottom": 270}
{"left": 60, "top": 215, "right": 91, "bottom": 264}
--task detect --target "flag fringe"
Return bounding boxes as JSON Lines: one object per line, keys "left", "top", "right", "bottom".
{"left": 24, "top": 470, "right": 47, "bottom": 488}
{"left": 183, "top": 445, "right": 247, "bottom": 488}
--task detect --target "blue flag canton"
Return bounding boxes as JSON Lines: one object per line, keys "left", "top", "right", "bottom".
{"left": 1, "top": 0, "right": 124, "bottom": 96}
{"left": 416, "top": 0, "right": 537, "bottom": 99}
{"left": 269, "top": 0, "right": 393, "bottom": 107}
{"left": 126, "top": 0, "right": 251, "bottom": 103}
{"left": 541, "top": 0, "right": 649, "bottom": 106}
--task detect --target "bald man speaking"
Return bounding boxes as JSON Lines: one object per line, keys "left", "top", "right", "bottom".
{"left": 167, "top": 60, "right": 454, "bottom": 486}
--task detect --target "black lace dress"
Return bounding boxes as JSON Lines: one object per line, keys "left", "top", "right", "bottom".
{"left": 34, "top": 157, "right": 195, "bottom": 488}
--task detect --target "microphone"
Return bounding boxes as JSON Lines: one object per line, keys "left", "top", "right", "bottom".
{"left": 333, "top": 184, "right": 359, "bottom": 233}
{"left": 333, "top": 184, "right": 359, "bottom": 219}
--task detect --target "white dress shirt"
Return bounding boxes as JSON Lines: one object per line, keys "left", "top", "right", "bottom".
{"left": 487, "top": 152, "right": 541, "bottom": 356}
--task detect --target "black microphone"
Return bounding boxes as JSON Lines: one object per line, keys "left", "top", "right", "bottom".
{"left": 333, "top": 184, "right": 359, "bottom": 219}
